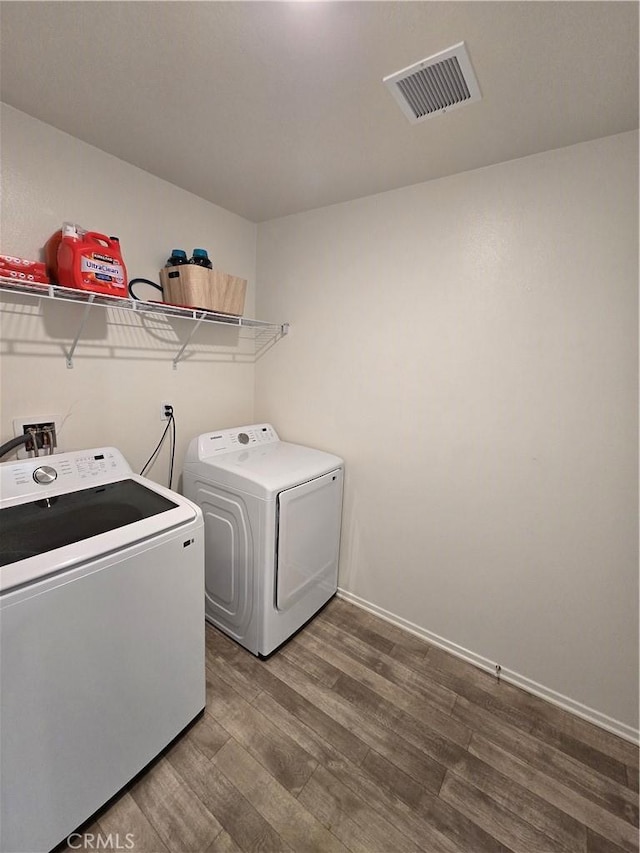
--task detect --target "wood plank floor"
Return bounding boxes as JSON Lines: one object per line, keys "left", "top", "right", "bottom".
{"left": 63, "top": 597, "right": 639, "bottom": 853}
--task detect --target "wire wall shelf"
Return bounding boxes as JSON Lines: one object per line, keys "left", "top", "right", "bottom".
{"left": 0, "top": 277, "right": 289, "bottom": 368}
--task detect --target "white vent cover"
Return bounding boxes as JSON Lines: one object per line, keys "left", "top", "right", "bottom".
{"left": 384, "top": 42, "right": 481, "bottom": 124}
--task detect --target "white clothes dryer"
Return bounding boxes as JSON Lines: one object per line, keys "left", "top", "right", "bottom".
{"left": 183, "top": 424, "right": 343, "bottom": 656}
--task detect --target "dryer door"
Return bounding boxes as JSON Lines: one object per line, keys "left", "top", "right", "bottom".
{"left": 276, "top": 468, "right": 343, "bottom": 611}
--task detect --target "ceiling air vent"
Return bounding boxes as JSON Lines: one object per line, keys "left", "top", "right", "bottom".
{"left": 383, "top": 41, "right": 481, "bottom": 124}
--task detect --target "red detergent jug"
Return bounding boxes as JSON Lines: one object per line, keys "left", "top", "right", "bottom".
{"left": 57, "top": 225, "right": 128, "bottom": 297}
{"left": 44, "top": 229, "right": 63, "bottom": 283}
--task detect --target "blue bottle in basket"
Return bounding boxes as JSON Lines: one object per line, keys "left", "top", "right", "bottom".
{"left": 165, "top": 249, "right": 188, "bottom": 267}
{"left": 189, "top": 249, "right": 213, "bottom": 269}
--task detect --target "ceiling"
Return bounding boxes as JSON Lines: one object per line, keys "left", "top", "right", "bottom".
{"left": 1, "top": 1, "right": 638, "bottom": 223}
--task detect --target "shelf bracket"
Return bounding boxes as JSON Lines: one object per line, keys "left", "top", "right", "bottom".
{"left": 172, "top": 313, "right": 206, "bottom": 370}
{"left": 65, "top": 295, "right": 96, "bottom": 369}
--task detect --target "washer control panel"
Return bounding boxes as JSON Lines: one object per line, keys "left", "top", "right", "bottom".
{"left": 1, "top": 447, "right": 131, "bottom": 502}
{"left": 197, "top": 424, "right": 279, "bottom": 458}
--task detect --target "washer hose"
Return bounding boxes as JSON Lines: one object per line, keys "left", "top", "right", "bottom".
{"left": 0, "top": 434, "right": 32, "bottom": 461}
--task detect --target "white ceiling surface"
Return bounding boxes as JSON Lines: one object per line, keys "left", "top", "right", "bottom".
{"left": 1, "top": 2, "right": 638, "bottom": 223}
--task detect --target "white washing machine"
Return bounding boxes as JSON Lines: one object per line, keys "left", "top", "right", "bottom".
{"left": 0, "top": 447, "right": 205, "bottom": 853}
{"left": 183, "top": 423, "right": 343, "bottom": 656}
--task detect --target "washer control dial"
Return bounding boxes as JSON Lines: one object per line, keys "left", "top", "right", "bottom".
{"left": 33, "top": 465, "right": 57, "bottom": 485}
{"left": 238, "top": 432, "right": 250, "bottom": 445}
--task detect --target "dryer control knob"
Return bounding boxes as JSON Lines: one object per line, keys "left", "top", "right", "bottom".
{"left": 33, "top": 465, "right": 57, "bottom": 485}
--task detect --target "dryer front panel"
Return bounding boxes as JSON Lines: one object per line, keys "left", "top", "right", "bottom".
{"left": 193, "top": 484, "right": 253, "bottom": 641}
{"left": 276, "top": 468, "right": 343, "bottom": 612}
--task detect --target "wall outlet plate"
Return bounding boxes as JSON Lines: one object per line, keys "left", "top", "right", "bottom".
{"left": 160, "top": 402, "right": 173, "bottom": 421}
{"left": 13, "top": 414, "right": 61, "bottom": 459}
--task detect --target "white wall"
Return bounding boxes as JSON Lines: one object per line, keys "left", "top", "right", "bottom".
{"left": 1, "top": 104, "right": 257, "bottom": 484}
{"left": 255, "top": 131, "right": 639, "bottom": 736}
{"left": 2, "top": 103, "right": 637, "bottom": 737}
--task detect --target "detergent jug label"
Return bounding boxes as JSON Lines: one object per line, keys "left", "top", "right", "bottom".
{"left": 80, "top": 254, "right": 125, "bottom": 287}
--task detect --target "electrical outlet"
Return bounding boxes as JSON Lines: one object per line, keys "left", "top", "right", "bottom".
{"left": 160, "top": 402, "right": 173, "bottom": 421}
{"left": 13, "top": 414, "right": 61, "bottom": 459}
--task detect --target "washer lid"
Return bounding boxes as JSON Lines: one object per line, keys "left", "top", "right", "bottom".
{"left": 184, "top": 440, "right": 343, "bottom": 499}
{"left": 0, "top": 447, "right": 201, "bottom": 592}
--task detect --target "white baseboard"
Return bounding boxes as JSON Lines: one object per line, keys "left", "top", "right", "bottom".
{"left": 336, "top": 588, "right": 639, "bottom": 746}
